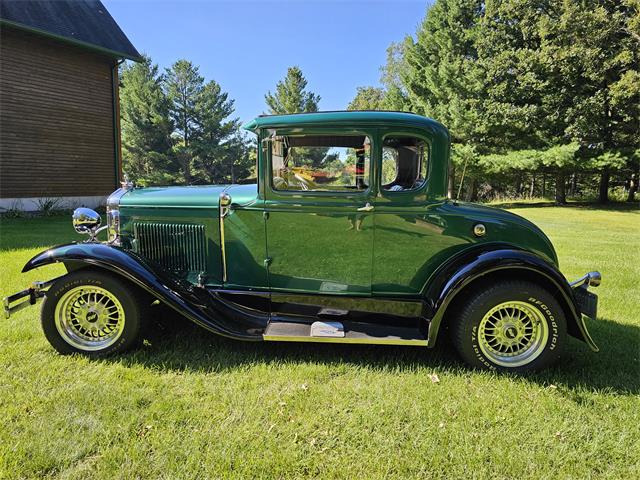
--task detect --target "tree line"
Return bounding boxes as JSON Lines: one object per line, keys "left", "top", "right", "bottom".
{"left": 119, "top": 58, "right": 253, "bottom": 186}
{"left": 120, "top": 61, "right": 320, "bottom": 186}
{"left": 120, "top": 0, "right": 639, "bottom": 203}
{"left": 349, "top": 0, "right": 639, "bottom": 203}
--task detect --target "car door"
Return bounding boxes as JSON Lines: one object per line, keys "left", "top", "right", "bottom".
{"left": 263, "top": 129, "right": 375, "bottom": 295}
{"left": 372, "top": 130, "right": 460, "bottom": 295}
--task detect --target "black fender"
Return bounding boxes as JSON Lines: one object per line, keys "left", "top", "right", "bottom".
{"left": 23, "top": 243, "right": 266, "bottom": 340}
{"left": 423, "top": 247, "right": 597, "bottom": 351}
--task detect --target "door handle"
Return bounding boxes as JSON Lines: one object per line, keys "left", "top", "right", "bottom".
{"left": 357, "top": 203, "right": 374, "bottom": 212}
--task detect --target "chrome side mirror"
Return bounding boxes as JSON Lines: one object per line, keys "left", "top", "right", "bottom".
{"left": 72, "top": 208, "right": 103, "bottom": 241}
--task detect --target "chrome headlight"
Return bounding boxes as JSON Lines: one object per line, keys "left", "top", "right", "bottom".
{"left": 72, "top": 208, "right": 102, "bottom": 234}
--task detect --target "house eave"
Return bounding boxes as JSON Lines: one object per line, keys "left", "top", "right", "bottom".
{"left": 0, "top": 19, "right": 143, "bottom": 62}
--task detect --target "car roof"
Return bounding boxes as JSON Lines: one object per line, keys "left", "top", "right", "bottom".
{"left": 242, "top": 110, "right": 448, "bottom": 135}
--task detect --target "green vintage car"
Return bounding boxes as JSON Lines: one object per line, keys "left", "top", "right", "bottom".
{"left": 4, "top": 111, "right": 602, "bottom": 372}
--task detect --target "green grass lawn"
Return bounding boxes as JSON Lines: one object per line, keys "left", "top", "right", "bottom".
{"left": 1, "top": 205, "right": 639, "bottom": 479}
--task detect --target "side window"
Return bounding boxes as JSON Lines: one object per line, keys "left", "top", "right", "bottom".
{"left": 271, "top": 135, "right": 371, "bottom": 192}
{"left": 381, "top": 136, "right": 430, "bottom": 192}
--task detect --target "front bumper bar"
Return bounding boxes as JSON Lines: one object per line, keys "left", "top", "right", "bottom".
{"left": 3, "top": 277, "right": 63, "bottom": 319}
{"left": 569, "top": 271, "right": 601, "bottom": 352}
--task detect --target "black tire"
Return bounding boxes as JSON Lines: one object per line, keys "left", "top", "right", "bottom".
{"left": 41, "top": 269, "right": 147, "bottom": 357}
{"left": 450, "top": 280, "right": 566, "bottom": 372}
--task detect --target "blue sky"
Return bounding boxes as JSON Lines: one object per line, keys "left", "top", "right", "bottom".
{"left": 104, "top": 0, "right": 428, "bottom": 124}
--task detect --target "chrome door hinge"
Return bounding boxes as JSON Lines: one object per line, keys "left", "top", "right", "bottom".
{"left": 263, "top": 257, "right": 272, "bottom": 268}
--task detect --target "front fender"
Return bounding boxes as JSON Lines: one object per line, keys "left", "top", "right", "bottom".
{"left": 23, "top": 243, "right": 265, "bottom": 340}
{"left": 424, "top": 247, "right": 597, "bottom": 351}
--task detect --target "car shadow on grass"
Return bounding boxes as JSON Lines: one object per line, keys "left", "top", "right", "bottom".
{"left": 110, "top": 314, "right": 640, "bottom": 396}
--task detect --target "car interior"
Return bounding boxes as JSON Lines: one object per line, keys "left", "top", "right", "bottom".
{"left": 382, "top": 136, "right": 429, "bottom": 192}
{"left": 270, "top": 134, "right": 428, "bottom": 193}
{"left": 271, "top": 135, "right": 370, "bottom": 192}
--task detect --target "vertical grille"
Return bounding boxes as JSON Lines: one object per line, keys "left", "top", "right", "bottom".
{"left": 133, "top": 222, "right": 207, "bottom": 273}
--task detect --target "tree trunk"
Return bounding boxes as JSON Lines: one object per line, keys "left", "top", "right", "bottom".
{"left": 447, "top": 162, "right": 455, "bottom": 199}
{"left": 572, "top": 172, "right": 578, "bottom": 196}
{"left": 628, "top": 173, "right": 638, "bottom": 202}
{"left": 542, "top": 172, "right": 546, "bottom": 197}
{"left": 516, "top": 172, "right": 523, "bottom": 197}
{"left": 464, "top": 178, "right": 478, "bottom": 202}
{"left": 555, "top": 171, "right": 566, "bottom": 205}
{"left": 179, "top": 151, "right": 191, "bottom": 185}
{"left": 598, "top": 168, "right": 610, "bottom": 203}
{"left": 529, "top": 174, "right": 535, "bottom": 198}
{"left": 470, "top": 178, "right": 478, "bottom": 202}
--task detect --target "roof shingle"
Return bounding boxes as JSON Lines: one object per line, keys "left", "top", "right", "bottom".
{"left": 0, "top": 0, "right": 141, "bottom": 60}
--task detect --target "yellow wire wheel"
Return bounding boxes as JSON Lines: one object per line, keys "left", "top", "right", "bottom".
{"left": 54, "top": 285, "right": 126, "bottom": 351}
{"left": 477, "top": 300, "right": 549, "bottom": 367}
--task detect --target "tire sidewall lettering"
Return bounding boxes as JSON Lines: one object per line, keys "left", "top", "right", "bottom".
{"left": 50, "top": 278, "right": 103, "bottom": 300}
{"left": 528, "top": 296, "right": 559, "bottom": 350}
{"left": 471, "top": 325, "right": 495, "bottom": 369}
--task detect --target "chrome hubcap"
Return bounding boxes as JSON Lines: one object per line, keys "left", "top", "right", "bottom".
{"left": 478, "top": 301, "right": 549, "bottom": 367}
{"left": 55, "top": 286, "right": 125, "bottom": 351}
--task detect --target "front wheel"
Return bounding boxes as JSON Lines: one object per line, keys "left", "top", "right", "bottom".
{"left": 451, "top": 281, "right": 567, "bottom": 372}
{"left": 41, "top": 270, "right": 147, "bottom": 357}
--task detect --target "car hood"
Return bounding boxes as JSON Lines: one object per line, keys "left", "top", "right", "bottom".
{"left": 119, "top": 184, "right": 258, "bottom": 208}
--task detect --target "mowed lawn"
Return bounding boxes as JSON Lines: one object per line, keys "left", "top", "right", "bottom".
{"left": 1, "top": 204, "right": 639, "bottom": 479}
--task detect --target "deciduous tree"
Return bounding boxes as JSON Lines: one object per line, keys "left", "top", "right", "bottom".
{"left": 347, "top": 86, "right": 386, "bottom": 111}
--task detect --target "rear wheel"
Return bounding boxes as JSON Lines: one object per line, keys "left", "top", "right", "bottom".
{"left": 41, "top": 270, "right": 147, "bottom": 356}
{"left": 451, "top": 281, "right": 566, "bottom": 372}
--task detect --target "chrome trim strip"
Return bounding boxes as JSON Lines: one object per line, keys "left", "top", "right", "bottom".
{"left": 106, "top": 187, "right": 129, "bottom": 209}
{"left": 219, "top": 192, "right": 232, "bottom": 283}
{"left": 263, "top": 334, "right": 428, "bottom": 346}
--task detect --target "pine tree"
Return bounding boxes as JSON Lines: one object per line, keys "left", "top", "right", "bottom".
{"left": 265, "top": 66, "right": 320, "bottom": 114}
{"left": 399, "top": 0, "right": 639, "bottom": 203}
{"left": 119, "top": 56, "right": 175, "bottom": 185}
{"left": 402, "top": 1, "right": 485, "bottom": 147}
{"left": 165, "top": 60, "right": 204, "bottom": 182}
{"left": 264, "top": 66, "right": 325, "bottom": 168}
{"left": 165, "top": 60, "right": 243, "bottom": 184}
{"left": 401, "top": 0, "right": 486, "bottom": 198}
{"left": 191, "top": 80, "right": 241, "bottom": 184}
{"left": 539, "top": 0, "right": 640, "bottom": 202}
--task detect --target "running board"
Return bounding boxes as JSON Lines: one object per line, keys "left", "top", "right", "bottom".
{"left": 263, "top": 320, "right": 428, "bottom": 346}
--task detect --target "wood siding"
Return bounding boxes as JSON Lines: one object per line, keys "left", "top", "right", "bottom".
{"left": 0, "top": 27, "right": 117, "bottom": 198}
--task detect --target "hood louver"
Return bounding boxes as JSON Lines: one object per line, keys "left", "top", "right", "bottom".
{"left": 133, "top": 222, "right": 207, "bottom": 274}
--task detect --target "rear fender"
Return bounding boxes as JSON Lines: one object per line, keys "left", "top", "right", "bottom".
{"left": 423, "top": 247, "right": 597, "bottom": 350}
{"left": 23, "top": 243, "right": 265, "bottom": 340}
